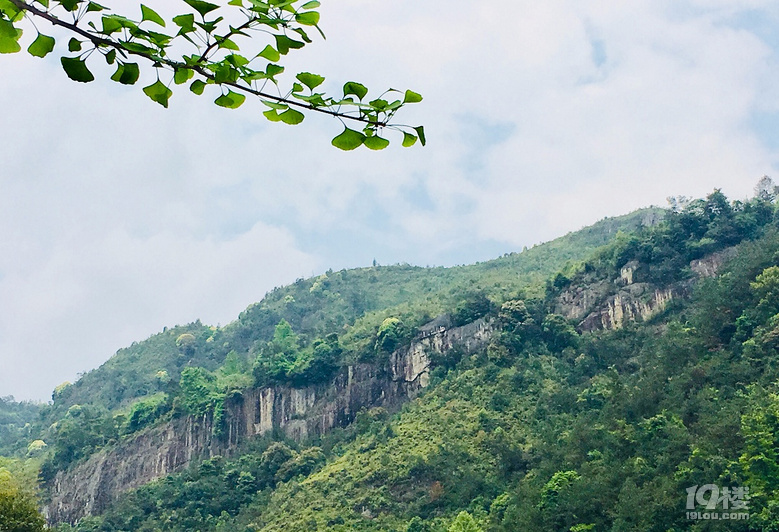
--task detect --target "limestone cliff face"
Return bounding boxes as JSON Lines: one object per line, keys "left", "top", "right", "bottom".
{"left": 555, "top": 249, "right": 734, "bottom": 333}
{"left": 689, "top": 247, "right": 738, "bottom": 277}
{"left": 576, "top": 284, "right": 676, "bottom": 332}
{"left": 44, "top": 318, "right": 493, "bottom": 525}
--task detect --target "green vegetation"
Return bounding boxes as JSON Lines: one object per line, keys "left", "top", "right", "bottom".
{"left": 0, "top": 0, "right": 424, "bottom": 149}
{"left": 37, "top": 186, "right": 779, "bottom": 531}
{"left": 122, "top": 393, "right": 169, "bottom": 436}
{"left": 19, "top": 206, "right": 654, "bottom": 483}
{"left": 0, "top": 465, "right": 45, "bottom": 531}
{"left": 11, "top": 187, "right": 779, "bottom": 531}
{"left": 0, "top": 397, "right": 40, "bottom": 457}
{"left": 56, "top": 439, "right": 327, "bottom": 532}
{"left": 578, "top": 189, "right": 774, "bottom": 285}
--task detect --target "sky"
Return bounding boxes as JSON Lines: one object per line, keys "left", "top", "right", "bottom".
{"left": 1, "top": 0, "right": 778, "bottom": 401}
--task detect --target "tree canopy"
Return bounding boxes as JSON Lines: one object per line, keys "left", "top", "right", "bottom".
{"left": 0, "top": 468, "right": 45, "bottom": 532}
{"left": 0, "top": 0, "right": 425, "bottom": 150}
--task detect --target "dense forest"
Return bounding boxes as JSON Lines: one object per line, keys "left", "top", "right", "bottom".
{"left": 3, "top": 184, "right": 779, "bottom": 531}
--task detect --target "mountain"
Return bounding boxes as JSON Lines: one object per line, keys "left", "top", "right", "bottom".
{"left": 39, "top": 207, "right": 662, "bottom": 420}
{"left": 23, "top": 207, "right": 659, "bottom": 501}
{"left": 8, "top": 189, "right": 779, "bottom": 531}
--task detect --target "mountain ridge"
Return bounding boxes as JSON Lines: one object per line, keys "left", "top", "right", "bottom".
{"left": 42, "top": 207, "right": 663, "bottom": 418}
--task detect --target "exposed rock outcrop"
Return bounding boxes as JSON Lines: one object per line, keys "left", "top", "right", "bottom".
{"left": 44, "top": 318, "right": 493, "bottom": 525}
{"left": 690, "top": 247, "right": 738, "bottom": 278}
{"left": 555, "top": 248, "right": 735, "bottom": 333}
{"left": 577, "top": 285, "right": 676, "bottom": 332}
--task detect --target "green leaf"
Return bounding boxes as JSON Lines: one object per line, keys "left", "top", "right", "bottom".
{"left": 101, "top": 15, "right": 123, "bottom": 34}
{"left": 364, "top": 135, "right": 390, "bottom": 150}
{"left": 86, "top": 2, "right": 107, "bottom": 12}
{"left": 225, "top": 53, "right": 248, "bottom": 67}
{"left": 294, "top": 11, "right": 319, "bottom": 25}
{"left": 219, "top": 38, "right": 239, "bottom": 50}
{"left": 414, "top": 126, "right": 426, "bottom": 146}
{"left": 403, "top": 89, "right": 423, "bottom": 103}
{"left": 105, "top": 48, "right": 116, "bottom": 64}
{"left": 60, "top": 0, "right": 78, "bottom": 11}
{"left": 172, "top": 14, "right": 195, "bottom": 32}
{"left": 0, "top": 0, "right": 22, "bottom": 20}
{"left": 110, "top": 62, "right": 140, "bottom": 85}
{"left": 214, "top": 90, "right": 246, "bottom": 109}
{"left": 140, "top": 4, "right": 166, "bottom": 26}
{"left": 266, "top": 63, "right": 284, "bottom": 77}
{"left": 0, "top": 20, "right": 21, "bottom": 54}
{"left": 27, "top": 33, "right": 55, "bottom": 58}
{"left": 279, "top": 108, "right": 304, "bottom": 125}
{"left": 143, "top": 80, "right": 172, "bottom": 107}
{"left": 120, "top": 41, "right": 154, "bottom": 54}
{"left": 68, "top": 38, "right": 82, "bottom": 52}
{"left": 212, "top": 63, "right": 239, "bottom": 83}
{"left": 274, "top": 34, "right": 304, "bottom": 55}
{"left": 261, "top": 100, "right": 287, "bottom": 110}
{"left": 190, "top": 79, "right": 206, "bottom": 95}
{"left": 369, "top": 98, "right": 388, "bottom": 110}
{"left": 195, "top": 19, "right": 220, "bottom": 34}
{"left": 174, "top": 67, "right": 193, "bottom": 84}
{"left": 343, "top": 81, "right": 368, "bottom": 100}
{"left": 263, "top": 109, "right": 282, "bottom": 122}
{"left": 291, "top": 26, "right": 312, "bottom": 43}
{"left": 257, "top": 45, "right": 279, "bottom": 62}
{"left": 61, "top": 57, "right": 95, "bottom": 83}
{"left": 300, "top": 1, "right": 320, "bottom": 8}
{"left": 402, "top": 132, "right": 418, "bottom": 147}
{"left": 291, "top": 93, "right": 325, "bottom": 106}
{"left": 249, "top": 0, "right": 269, "bottom": 14}
{"left": 183, "top": 0, "right": 220, "bottom": 18}
{"left": 144, "top": 30, "right": 173, "bottom": 47}
{"left": 109, "top": 15, "right": 139, "bottom": 31}
{"left": 386, "top": 100, "right": 403, "bottom": 111}
{"left": 332, "top": 127, "right": 365, "bottom": 151}
{"left": 296, "top": 72, "right": 324, "bottom": 90}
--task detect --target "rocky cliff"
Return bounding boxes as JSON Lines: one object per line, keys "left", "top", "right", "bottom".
{"left": 44, "top": 318, "right": 494, "bottom": 525}
{"left": 554, "top": 249, "right": 735, "bottom": 332}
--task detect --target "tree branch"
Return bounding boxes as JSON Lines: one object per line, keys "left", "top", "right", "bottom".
{"left": 7, "top": 0, "right": 387, "bottom": 127}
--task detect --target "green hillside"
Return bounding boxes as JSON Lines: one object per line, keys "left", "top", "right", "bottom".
{"left": 13, "top": 190, "right": 779, "bottom": 531}
{"left": 46, "top": 207, "right": 661, "bottom": 414}
{"left": 34, "top": 188, "right": 779, "bottom": 531}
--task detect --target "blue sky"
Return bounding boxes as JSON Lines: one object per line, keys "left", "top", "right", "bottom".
{"left": 1, "top": 0, "right": 778, "bottom": 400}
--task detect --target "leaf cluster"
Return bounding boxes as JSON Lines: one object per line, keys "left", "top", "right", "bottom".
{"left": 0, "top": 0, "right": 425, "bottom": 149}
